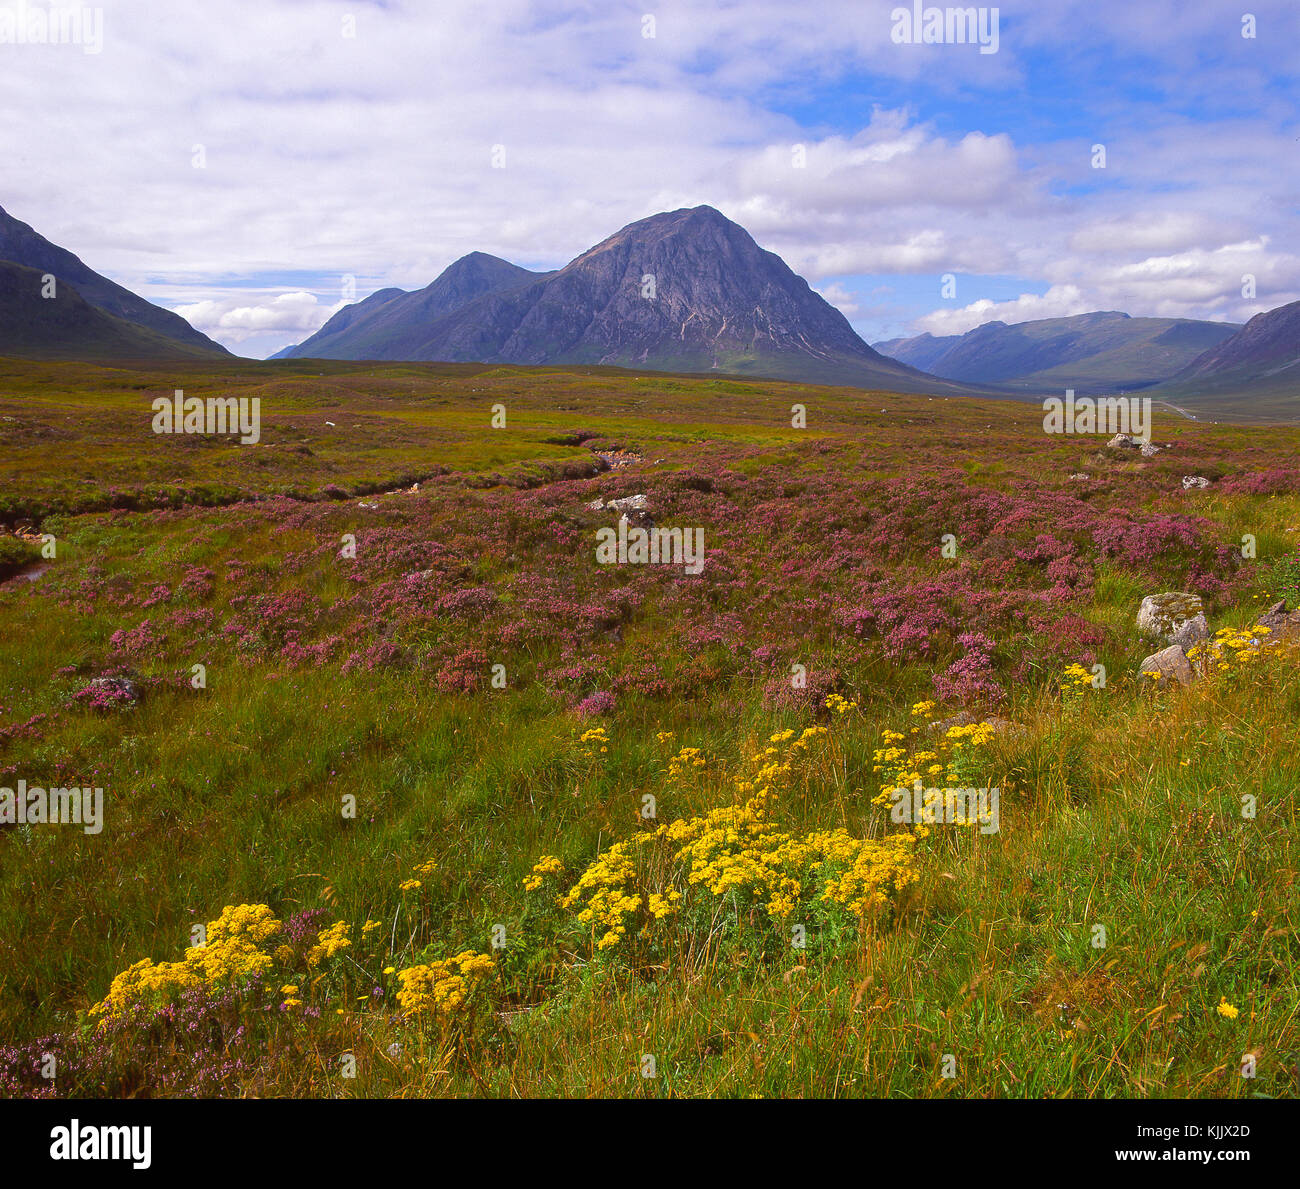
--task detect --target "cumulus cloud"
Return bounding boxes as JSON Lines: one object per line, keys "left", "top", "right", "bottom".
{"left": 172, "top": 292, "right": 344, "bottom": 344}
{"left": 917, "top": 286, "right": 1094, "bottom": 336}
{"left": 1, "top": 0, "right": 1297, "bottom": 353}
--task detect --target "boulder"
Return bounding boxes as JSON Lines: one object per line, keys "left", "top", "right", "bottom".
{"left": 1107, "top": 433, "right": 1140, "bottom": 450}
{"left": 1139, "top": 442, "right": 1162, "bottom": 457}
{"left": 1256, "top": 600, "right": 1300, "bottom": 643}
{"left": 1171, "top": 614, "right": 1209, "bottom": 651}
{"left": 1137, "top": 592, "right": 1205, "bottom": 642}
{"left": 1140, "top": 644, "right": 1193, "bottom": 687}
{"left": 608, "top": 493, "right": 654, "bottom": 530}
{"left": 1182, "top": 475, "right": 1210, "bottom": 490}
{"left": 619, "top": 508, "right": 655, "bottom": 530}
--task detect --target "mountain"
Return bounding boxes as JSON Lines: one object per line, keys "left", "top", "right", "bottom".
{"left": 0, "top": 204, "right": 228, "bottom": 357}
{"left": 0, "top": 260, "right": 225, "bottom": 362}
{"left": 278, "top": 206, "right": 976, "bottom": 395}
{"left": 1174, "top": 300, "right": 1300, "bottom": 383}
{"left": 1140, "top": 299, "right": 1300, "bottom": 421}
{"left": 276, "top": 253, "right": 548, "bottom": 359}
{"left": 875, "top": 311, "right": 1241, "bottom": 393}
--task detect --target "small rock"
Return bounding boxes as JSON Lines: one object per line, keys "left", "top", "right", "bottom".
{"left": 606, "top": 493, "right": 649, "bottom": 513}
{"left": 619, "top": 508, "right": 655, "bottom": 531}
{"left": 1139, "top": 442, "right": 1162, "bottom": 457}
{"left": 1141, "top": 644, "right": 1193, "bottom": 687}
{"left": 1182, "top": 475, "right": 1210, "bottom": 490}
{"left": 1107, "top": 433, "right": 1140, "bottom": 449}
{"left": 1068, "top": 472, "right": 1090, "bottom": 481}
{"left": 1137, "top": 592, "right": 1205, "bottom": 642}
{"left": 585, "top": 498, "right": 605, "bottom": 511}
{"left": 1256, "top": 600, "right": 1300, "bottom": 643}
{"left": 1171, "top": 614, "right": 1209, "bottom": 651}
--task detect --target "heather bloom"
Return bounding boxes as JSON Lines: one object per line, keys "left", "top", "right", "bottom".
{"left": 576, "top": 690, "right": 616, "bottom": 718}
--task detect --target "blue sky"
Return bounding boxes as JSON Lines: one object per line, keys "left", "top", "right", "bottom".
{"left": 2, "top": 0, "right": 1297, "bottom": 357}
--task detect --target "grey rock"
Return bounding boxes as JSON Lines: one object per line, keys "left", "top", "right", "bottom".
{"left": 1171, "top": 614, "right": 1209, "bottom": 651}
{"left": 1140, "top": 644, "right": 1193, "bottom": 687}
{"left": 1256, "top": 600, "right": 1300, "bottom": 643}
{"left": 1182, "top": 475, "right": 1210, "bottom": 490}
{"left": 1137, "top": 592, "right": 1205, "bottom": 641}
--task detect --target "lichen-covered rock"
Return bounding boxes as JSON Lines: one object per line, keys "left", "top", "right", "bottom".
{"left": 1171, "top": 614, "right": 1209, "bottom": 650}
{"left": 1140, "top": 644, "right": 1193, "bottom": 687}
{"left": 1137, "top": 592, "right": 1205, "bottom": 641}
{"left": 1182, "top": 475, "right": 1210, "bottom": 490}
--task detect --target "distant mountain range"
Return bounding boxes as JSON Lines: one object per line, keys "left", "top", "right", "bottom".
{"left": 276, "top": 205, "right": 980, "bottom": 395}
{"left": 0, "top": 260, "right": 223, "bottom": 362}
{"left": 0, "top": 198, "right": 1295, "bottom": 415}
{"left": 0, "top": 205, "right": 229, "bottom": 360}
{"left": 874, "top": 311, "right": 1242, "bottom": 394}
{"left": 1141, "top": 299, "right": 1300, "bottom": 419}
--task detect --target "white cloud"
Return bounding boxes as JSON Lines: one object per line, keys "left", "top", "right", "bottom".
{"left": 172, "top": 292, "right": 344, "bottom": 344}
{"left": 917, "top": 285, "right": 1093, "bottom": 336}
{"left": 0, "top": 0, "right": 1297, "bottom": 354}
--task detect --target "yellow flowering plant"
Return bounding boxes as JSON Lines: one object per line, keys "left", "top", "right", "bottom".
{"left": 543, "top": 714, "right": 920, "bottom": 960}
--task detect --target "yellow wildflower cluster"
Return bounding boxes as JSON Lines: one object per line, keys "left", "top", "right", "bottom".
{"left": 1187, "top": 625, "right": 1274, "bottom": 676}
{"left": 306, "top": 921, "right": 350, "bottom": 968}
{"left": 1060, "top": 662, "right": 1096, "bottom": 697}
{"left": 871, "top": 714, "right": 998, "bottom": 822}
{"left": 551, "top": 717, "right": 918, "bottom": 951}
{"left": 824, "top": 693, "right": 857, "bottom": 716}
{"left": 88, "top": 903, "right": 362, "bottom": 1024}
{"left": 398, "top": 858, "right": 438, "bottom": 894}
{"left": 559, "top": 838, "right": 647, "bottom": 948}
{"left": 1216, "top": 997, "right": 1240, "bottom": 1020}
{"left": 579, "top": 726, "right": 609, "bottom": 758}
{"left": 90, "top": 904, "right": 283, "bottom": 1024}
{"left": 395, "top": 951, "right": 495, "bottom": 1017}
{"left": 736, "top": 725, "right": 827, "bottom": 798}
{"left": 524, "top": 854, "right": 564, "bottom": 892}
{"left": 666, "top": 746, "right": 708, "bottom": 783}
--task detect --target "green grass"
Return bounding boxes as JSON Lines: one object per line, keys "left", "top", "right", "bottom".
{"left": 1, "top": 357, "right": 1297, "bottom": 1098}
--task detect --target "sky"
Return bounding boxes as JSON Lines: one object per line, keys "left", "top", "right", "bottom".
{"left": 2, "top": 0, "right": 1298, "bottom": 359}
